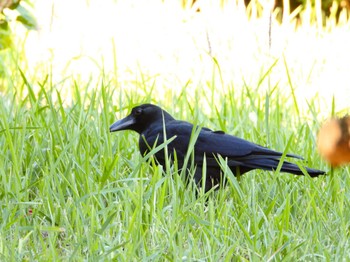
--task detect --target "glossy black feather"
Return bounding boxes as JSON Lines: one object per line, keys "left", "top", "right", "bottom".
{"left": 110, "top": 104, "right": 326, "bottom": 190}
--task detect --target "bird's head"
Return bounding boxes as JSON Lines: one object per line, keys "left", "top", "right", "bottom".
{"left": 109, "top": 104, "right": 174, "bottom": 134}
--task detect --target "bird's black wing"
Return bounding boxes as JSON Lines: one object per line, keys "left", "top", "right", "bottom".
{"left": 194, "top": 128, "right": 297, "bottom": 159}
{"left": 193, "top": 129, "right": 326, "bottom": 176}
{"left": 140, "top": 121, "right": 323, "bottom": 177}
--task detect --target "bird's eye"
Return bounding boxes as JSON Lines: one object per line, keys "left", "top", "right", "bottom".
{"left": 134, "top": 108, "right": 142, "bottom": 116}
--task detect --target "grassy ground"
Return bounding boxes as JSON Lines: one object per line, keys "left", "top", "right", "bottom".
{"left": 1, "top": 0, "right": 350, "bottom": 261}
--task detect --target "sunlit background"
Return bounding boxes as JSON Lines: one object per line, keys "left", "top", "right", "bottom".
{"left": 7, "top": 0, "right": 350, "bottom": 115}
{"left": 2, "top": 2, "right": 350, "bottom": 258}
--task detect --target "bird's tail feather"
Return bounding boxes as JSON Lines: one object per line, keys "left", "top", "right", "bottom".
{"left": 239, "top": 158, "right": 325, "bottom": 177}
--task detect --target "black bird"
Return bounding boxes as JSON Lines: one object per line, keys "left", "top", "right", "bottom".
{"left": 110, "top": 104, "right": 325, "bottom": 190}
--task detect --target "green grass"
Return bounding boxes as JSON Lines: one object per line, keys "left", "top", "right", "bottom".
{"left": 1, "top": 1, "right": 350, "bottom": 261}
{"left": 1, "top": 64, "right": 349, "bottom": 261}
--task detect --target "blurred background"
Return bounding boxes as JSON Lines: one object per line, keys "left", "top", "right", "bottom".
{"left": 1, "top": 0, "right": 350, "bottom": 115}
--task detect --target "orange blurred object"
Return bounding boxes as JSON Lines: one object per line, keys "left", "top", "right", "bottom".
{"left": 317, "top": 116, "right": 350, "bottom": 167}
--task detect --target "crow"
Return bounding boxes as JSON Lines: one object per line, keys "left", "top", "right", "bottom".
{"left": 110, "top": 104, "right": 325, "bottom": 190}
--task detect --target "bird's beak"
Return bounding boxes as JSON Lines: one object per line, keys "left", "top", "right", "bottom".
{"left": 109, "top": 115, "right": 135, "bottom": 132}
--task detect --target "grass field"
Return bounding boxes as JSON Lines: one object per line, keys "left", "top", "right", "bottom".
{"left": 1, "top": 0, "right": 350, "bottom": 260}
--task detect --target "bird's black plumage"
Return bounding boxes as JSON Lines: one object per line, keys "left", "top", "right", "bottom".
{"left": 110, "top": 104, "right": 325, "bottom": 190}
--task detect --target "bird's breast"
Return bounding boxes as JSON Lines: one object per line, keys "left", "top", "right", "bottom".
{"left": 138, "top": 130, "right": 164, "bottom": 156}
